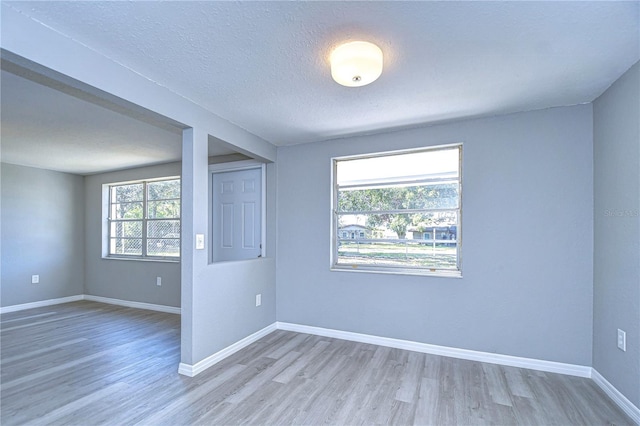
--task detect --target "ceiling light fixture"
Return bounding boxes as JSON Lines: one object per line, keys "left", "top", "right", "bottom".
{"left": 330, "top": 41, "right": 383, "bottom": 87}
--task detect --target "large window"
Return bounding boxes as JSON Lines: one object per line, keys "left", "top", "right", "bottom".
{"left": 107, "top": 177, "right": 180, "bottom": 259}
{"left": 332, "top": 145, "right": 462, "bottom": 276}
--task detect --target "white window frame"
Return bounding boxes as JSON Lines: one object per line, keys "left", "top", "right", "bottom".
{"left": 103, "top": 176, "right": 181, "bottom": 262}
{"left": 331, "top": 144, "right": 462, "bottom": 277}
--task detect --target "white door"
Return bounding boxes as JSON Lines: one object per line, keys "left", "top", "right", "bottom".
{"left": 211, "top": 168, "right": 262, "bottom": 262}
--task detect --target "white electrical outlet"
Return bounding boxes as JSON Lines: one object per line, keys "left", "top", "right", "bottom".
{"left": 31, "top": 275, "right": 39, "bottom": 284}
{"left": 156, "top": 277, "right": 162, "bottom": 286}
{"left": 256, "top": 294, "right": 262, "bottom": 307}
{"left": 617, "top": 329, "right": 626, "bottom": 351}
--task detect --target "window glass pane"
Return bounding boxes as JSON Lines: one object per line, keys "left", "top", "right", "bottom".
{"left": 109, "top": 238, "right": 142, "bottom": 256}
{"left": 333, "top": 146, "right": 461, "bottom": 274}
{"left": 337, "top": 212, "right": 457, "bottom": 240}
{"left": 337, "top": 147, "right": 458, "bottom": 186}
{"left": 147, "top": 239, "right": 180, "bottom": 257}
{"left": 113, "top": 183, "right": 143, "bottom": 203}
{"left": 106, "top": 178, "right": 181, "bottom": 260}
{"left": 338, "top": 182, "right": 459, "bottom": 212}
{"left": 148, "top": 179, "right": 180, "bottom": 200}
{"left": 336, "top": 240, "right": 457, "bottom": 270}
{"left": 111, "top": 202, "right": 143, "bottom": 219}
{"left": 147, "top": 200, "right": 180, "bottom": 218}
{"left": 336, "top": 211, "right": 458, "bottom": 270}
{"left": 110, "top": 221, "right": 142, "bottom": 238}
{"left": 147, "top": 220, "right": 180, "bottom": 238}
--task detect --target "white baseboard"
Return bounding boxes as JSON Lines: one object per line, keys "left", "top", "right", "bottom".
{"left": 592, "top": 368, "right": 640, "bottom": 424}
{"left": 276, "top": 322, "right": 592, "bottom": 378}
{"left": 178, "top": 323, "right": 277, "bottom": 377}
{"left": 83, "top": 295, "right": 181, "bottom": 315}
{"left": 0, "top": 295, "right": 84, "bottom": 314}
{"left": 1, "top": 295, "right": 181, "bottom": 315}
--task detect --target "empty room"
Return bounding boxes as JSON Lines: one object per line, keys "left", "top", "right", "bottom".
{"left": 1, "top": 1, "right": 639, "bottom": 425}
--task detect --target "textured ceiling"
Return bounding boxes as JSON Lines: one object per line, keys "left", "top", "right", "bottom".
{"left": 1, "top": 1, "right": 639, "bottom": 172}
{"left": 0, "top": 71, "right": 235, "bottom": 175}
{"left": 0, "top": 70, "right": 181, "bottom": 175}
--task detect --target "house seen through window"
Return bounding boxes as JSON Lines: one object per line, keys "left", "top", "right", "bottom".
{"left": 332, "top": 145, "right": 462, "bottom": 276}
{"left": 107, "top": 177, "right": 180, "bottom": 259}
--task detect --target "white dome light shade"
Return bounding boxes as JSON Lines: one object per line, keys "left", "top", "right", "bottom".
{"left": 330, "top": 41, "right": 383, "bottom": 87}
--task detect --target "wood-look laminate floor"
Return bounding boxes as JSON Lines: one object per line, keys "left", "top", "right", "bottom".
{"left": 0, "top": 301, "right": 633, "bottom": 425}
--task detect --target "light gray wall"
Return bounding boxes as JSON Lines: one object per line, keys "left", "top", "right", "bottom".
{"left": 84, "top": 162, "right": 181, "bottom": 307}
{"left": 593, "top": 61, "right": 640, "bottom": 407}
{"left": 276, "top": 105, "right": 594, "bottom": 366}
{"left": 181, "top": 129, "right": 277, "bottom": 366}
{"left": 192, "top": 256, "right": 276, "bottom": 362}
{"left": 187, "top": 160, "right": 277, "bottom": 362}
{"left": 1, "top": 163, "right": 84, "bottom": 306}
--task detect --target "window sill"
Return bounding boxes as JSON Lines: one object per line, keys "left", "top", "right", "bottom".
{"left": 208, "top": 256, "right": 268, "bottom": 266}
{"left": 103, "top": 256, "right": 180, "bottom": 264}
{"left": 331, "top": 264, "right": 462, "bottom": 278}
